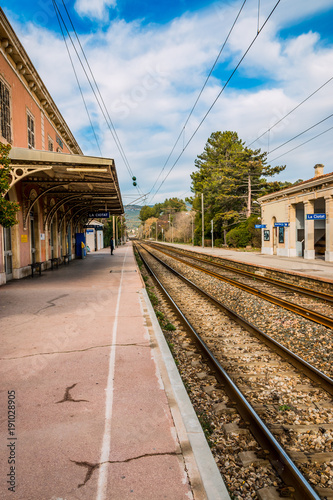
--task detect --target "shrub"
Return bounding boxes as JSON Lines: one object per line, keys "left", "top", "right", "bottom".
{"left": 214, "top": 238, "right": 224, "bottom": 248}
{"left": 226, "top": 215, "right": 261, "bottom": 248}
{"left": 226, "top": 226, "right": 251, "bottom": 248}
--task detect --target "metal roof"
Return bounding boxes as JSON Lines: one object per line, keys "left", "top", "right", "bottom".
{"left": 8, "top": 147, "right": 123, "bottom": 229}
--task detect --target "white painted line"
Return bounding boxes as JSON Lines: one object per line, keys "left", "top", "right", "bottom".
{"left": 96, "top": 247, "right": 128, "bottom": 500}
{"left": 141, "top": 288, "right": 231, "bottom": 500}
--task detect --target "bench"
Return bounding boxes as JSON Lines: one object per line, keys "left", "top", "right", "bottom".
{"left": 49, "top": 257, "right": 59, "bottom": 270}
{"left": 30, "top": 261, "right": 45, "bottom": 277}
{"left": 62, "top": 254, "right": 70, "bottom": 265}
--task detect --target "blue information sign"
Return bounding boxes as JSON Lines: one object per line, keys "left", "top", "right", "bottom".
{"left": 306, "top": 214, "right": 326, "bottom": 220}
{"left": 88, "top": 212, "right": 109, "bottom": 218}
{"left": 255, "top": 224, "right": 267, "bottom": 228}
{"left": 274, "top": 222, "right": 289, "bottom": 227}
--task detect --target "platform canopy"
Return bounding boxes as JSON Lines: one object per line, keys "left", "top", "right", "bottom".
{"left": 8, "top": 147, "right": 124, "bottom": 230}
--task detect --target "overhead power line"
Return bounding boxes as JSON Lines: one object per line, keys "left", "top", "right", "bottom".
{"left": 149, "top": 0, "right": 282, "bottom": 202}
{"left": 147, "top": 0, "right": 248, "bottom": 202}
{"left": 53, "top": 5, "right": 102, "bottom": 156}
{"left": 52, "top": 0, "right": 142, "bottom": 194}
{"left": 269, "top": 124, "right": 333, "bottom": 163}
{"left": 248, "top": 75, "right": 333, "bottom": 148}
{"left": 267, "top": 112, "right": 333, "bottom": 156}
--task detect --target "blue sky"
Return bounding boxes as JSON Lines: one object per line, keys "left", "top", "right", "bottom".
{"left": 2, "top": 0, "right": 333, "bottom": 205}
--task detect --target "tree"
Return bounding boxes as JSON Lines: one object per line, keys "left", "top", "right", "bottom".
{"left": 161, "top": 197, "right": 186, "bottom": 214}
{"left": 0, "top": 143, "right": 20, "bottom": 227}
{"left": 142, "top": 217, "right": 158, "bottom": 239}
{"left": 259, "top": 179, "right": 302, "bottom": 196}
{"left": 190, "top": 131, "right": 285, "bottom": 243}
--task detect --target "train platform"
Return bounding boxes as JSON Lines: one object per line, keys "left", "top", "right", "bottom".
{"left": 157, "top": 242, "right": 333, "bottom": 282}
{"left": 0, "top": 242, "right": 229, "bottom": 500}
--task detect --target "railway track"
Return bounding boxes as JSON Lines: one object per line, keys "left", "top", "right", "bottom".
{"left": 134, "top": 242, "right": 333, "bottom": 500}
{"left": 144, "top": 241, "right": 333, "bottom": 329}
{"left": 147, "top": 242, "right": 333, "bottom": 303}
{"left": 140, "top": 242, "right": 333, "bottom": 380}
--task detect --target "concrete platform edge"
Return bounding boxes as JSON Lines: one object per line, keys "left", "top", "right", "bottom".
{"left": 140, "top": 287, "right": 230, "bottom": 500}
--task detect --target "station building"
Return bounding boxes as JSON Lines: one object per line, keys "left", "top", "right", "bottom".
{"left": 0, "top": 8, "right": 123, "bottom": 285}
{"left": 258, "top": 164, "right": 333, "bottom": 261}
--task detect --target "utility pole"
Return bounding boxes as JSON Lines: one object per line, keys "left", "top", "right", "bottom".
{"left": 168, "top": 214, "right": 170, "bottom": 242}
{"left": 201, "top": 193, "right": 204, "bottom": 248}
{"left": 211, "top": 219, "right": 214, "bottom": 249}
{"left": 156, "top": 221, "right": 158, "bottom": 241}
{"left": 246, "top": 173, "right": 251, "bottom": 218}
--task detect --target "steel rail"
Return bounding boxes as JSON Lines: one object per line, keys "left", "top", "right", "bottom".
{"left": 135, "top": 243, "right": 322, "bottom": 500}
{"left": 136, "top": 243, "right": 333, "bottom": 395}
{"left": 143, "top": 242, "right": 333, "bottom": 330}
{"left": 148, "top": 242, "right": 333, "bottom": 303}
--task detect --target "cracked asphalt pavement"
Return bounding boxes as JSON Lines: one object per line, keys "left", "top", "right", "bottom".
{"left": 0, "top": 245, "right": 193, "bottom": 500}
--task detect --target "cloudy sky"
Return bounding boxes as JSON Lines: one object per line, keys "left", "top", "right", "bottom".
{"left": 2, "top": 0, "right": 333, "bottom": 205}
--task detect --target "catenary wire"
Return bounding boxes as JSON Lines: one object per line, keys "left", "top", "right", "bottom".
{"left": 146, "top": 0, "right": 248, "bottom": 201}
{"left": 269, "top": 124, "right": 333, "bottom": 163}
{"left": 53, "top": 5, "right": 103, "bottom": 156}
{"left": 248, "top": 75, "right": 333, "bottom": 148}
{"left": 59, "top": 0, "right": 138, "bottom": 187}
{"left": 52, "top": 0, "right": 142, "bottom": 194}
{"left": 149, "top": 0, "right": 282, "bottom": 202}
{"left": 267, "top": 112, "right": 333, "bottom": 155}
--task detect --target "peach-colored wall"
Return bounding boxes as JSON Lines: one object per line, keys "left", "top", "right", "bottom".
{"left": 0, "top": 52, "right": 70, "bottom": 153}
{"left": 0, "top": 48, "right": 78, "bottom": 281}
{"left": 44, "top": 117, "right": 71, "bottom": 154}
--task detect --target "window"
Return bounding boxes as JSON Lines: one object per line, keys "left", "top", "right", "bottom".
{"left": 27, "top": 112, "right": 35, "bottom": 149}
{"left": 0, "top": 80, "right": 11, "bottom": 143}
{"left": 56, "top": 134, "right": 63, "bottom": 149}
{"left": 48, "top": 135, "right": 53, "bottom": 151}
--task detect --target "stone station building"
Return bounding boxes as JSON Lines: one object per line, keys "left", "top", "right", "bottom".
{"left": 258, "top": 164, "right": 333, "bottom": 261}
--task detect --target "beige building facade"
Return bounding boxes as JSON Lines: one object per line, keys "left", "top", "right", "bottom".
{"left": 258, "top": 164, "right": 333, "bottom": 261}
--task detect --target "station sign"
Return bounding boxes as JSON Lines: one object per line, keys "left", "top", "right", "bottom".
{"left": 274, "top": 222, "right": 289, "bottom": 227}
{"left": 88, "top": 212, "right": 109, "bottom": 218}
{"left": 84, "top": 225, "right": 104, "bottom": 229}
{"left": 255, "top": 224, "right": 267, "bottom": 229}
{"left": 306, "top": 214, "right": 326, "bottom": 220}
{"left": 86, "top": 229, "right": 94, "bottom": 234}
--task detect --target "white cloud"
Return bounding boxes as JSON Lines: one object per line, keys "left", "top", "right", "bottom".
{"left": 9, "top": 0, "right": 333, "bottom": 201}
{"left": 74, "top": 0, "right": 117, "bottom": 20}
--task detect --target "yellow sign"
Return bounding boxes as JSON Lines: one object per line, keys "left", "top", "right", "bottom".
{"left": 21, "top": 235, "right": 28, "bottom": 243}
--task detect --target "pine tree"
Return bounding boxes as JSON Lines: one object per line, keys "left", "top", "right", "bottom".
{"left": 190, "top": 131, "right": 285, "bottom": 241}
